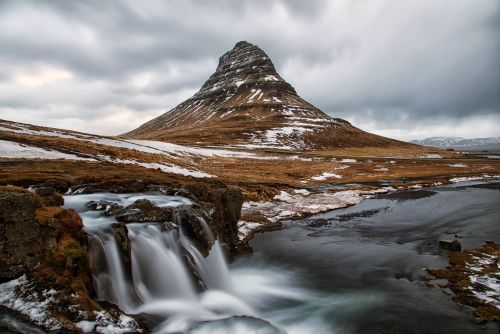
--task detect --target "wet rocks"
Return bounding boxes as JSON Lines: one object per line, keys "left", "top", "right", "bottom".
{"left": 86, "top": 200, "right": 124, "bottom": 216}
{"left": 177, "top": 206, "right": 214, "bottom": 256}
{"left": 160, "top": 186, "right": 198, "bottom": 201}
{"left": 115, "top": 207, "right": 173, "bottom": 223}
{"left": 67, "top": 183, "right": 102, "bottom": 194}
{"left": 208, "top": 188, "right": 244, "bottom": 255}
{"left": 86, "top": 199, "right": 113, "bottom": 210}
{"left": 161, "top": 183, "right": 245, "bottom": 255}
{"left": 111, "top": 222, "right": 132, "bottom": 278}
{"left": 81, "top": 182, "right": 245, "bottom": 256}
{"left": 439, "top": 239, "right": 462, "bottom": 252}
{"left": 115, "top": 199, "right": 173, "bottom": 223}
{"left": 126, "top": 198, "right": 156, "bottom": 211}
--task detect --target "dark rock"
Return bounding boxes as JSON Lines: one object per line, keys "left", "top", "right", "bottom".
{"left": 159, "top": 187, "right": 176, "bottom": 196}
{"left": 111, "top": 222, "right": 132, "bottom": 278}
{"left": 86, "top": 200, "right": 114, "bottom": 210}
{"left": 182, "top": 183, "right": 209, "bottom": 202}
{"left": 177, "top": 206, "right": 214, "bottom": 256}
{"left": 86, "top": 200, "right": 124, "bottom": 216}
{"left": 485, "top": 240, "right": 495, "bottom": 245}
{"left": 33, "top": 187, "right": 58, "bottom": 206}
{"left": 472, "top": 317, "right": 485, "bottom": 324}
{"left": 37, "top": 179, "right": 69, "bottom": 192}
{"left": 125, "top": 199, "right": 156, "bottom": 211}
{"left": 115, "top": 208, "right": 173, "bottom": 223}
{"left": 104, "top": 203, "right": 124, "bottom": 216}
{"left": 160, "top": 187, "right": 198, "bottom": 201}
{"left": 439, "top": 239, "right": 462, "bottom": 252}
{"left": 175, "top": 189, "right": 197, "bottom": 201}
{"left": 206, "top": 179, "right": 228, "bottom": 189}
{"left": 67, "top": 183, "right": 102, "bottom": 194}
{"left": 0, "top": 190, "right": 59, "bottom": 281}
{"left": 208, "top": 188, "right": 244, "bottom": 256}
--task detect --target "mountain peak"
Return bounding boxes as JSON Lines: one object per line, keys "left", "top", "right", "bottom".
{"left": 124, "top": 42, "right": 414, "bottom": 151}
{"left": 198, "top": 41, "right": 296, "bottom": 98}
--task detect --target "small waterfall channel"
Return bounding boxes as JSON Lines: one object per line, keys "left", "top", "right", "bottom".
{"left": 64, "top": 192, "right": 291, "bottom": 334}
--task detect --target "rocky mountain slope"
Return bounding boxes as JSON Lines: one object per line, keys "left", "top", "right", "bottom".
{"left": 124, "top": 41, "right": 414, "bottom": 151}
{"left": 411, "top": 137, "right": 500, "bottom": 151}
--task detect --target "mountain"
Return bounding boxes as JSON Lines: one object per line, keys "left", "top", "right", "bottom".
{"left": 124, "top": 41, "right": 415, "bottom": 151}
{"left": 410, "top": 137, "right": 500, "bottom": 151}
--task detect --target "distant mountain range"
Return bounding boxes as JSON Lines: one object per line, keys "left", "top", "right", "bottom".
{"left": 410, "top": 137, "right": 500, "bottom": 151}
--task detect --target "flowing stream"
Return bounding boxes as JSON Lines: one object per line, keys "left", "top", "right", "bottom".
{"left": 1, "top": 182, "right": 500, "bottom": 333}
{"left": 63, "top": 192, "right": 291, "bottom": 334}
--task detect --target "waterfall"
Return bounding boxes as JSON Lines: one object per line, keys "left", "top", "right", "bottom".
{"left": 85, "top": 208, "right": 248, "bottom": 318}
{"left": 64, "top": 192, "right": 292, "bottom": 334}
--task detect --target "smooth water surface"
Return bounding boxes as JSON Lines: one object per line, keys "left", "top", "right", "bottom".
{"left": 241, "top": 182, "right": 500, "bottom": 333}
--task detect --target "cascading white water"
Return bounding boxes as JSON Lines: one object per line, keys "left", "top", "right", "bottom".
{"left": 85, "top": 208, "right": 241, "bottom": 318}
{"left": 64, "top": 192, "right": 330, "bottom": 334}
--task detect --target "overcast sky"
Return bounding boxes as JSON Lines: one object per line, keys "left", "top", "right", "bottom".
{"left": 0, "top": 0, "right": 499, "bottom": 141}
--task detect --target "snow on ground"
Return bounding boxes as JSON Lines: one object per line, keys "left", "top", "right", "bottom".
{"left": 311, "top": 172, "right": 342, "bottom": 181}
{"left": 237, "top": 221, "right": 264, "bottom": 241}
{"left": 374, "top": 168, "right": 389, "bottom": 172}
{"left": 103, "top": 158, "right": 214, "bottom": 178}
{"left": 76, "top": 311, "right": 142, "bottom": 334}
{"left": 340, "top": 159, "right": 357, "bottom": 163}
{"left": 241, "top": 189, "right": 389, "bottom": 226}
{"left": 449, "top": 163, "right": 467, "bottom": 167}
{"left": 124, "top": 140, "right": 257, "bottom": 158}
{"left": 0, "top": 140, "right": 95, "bottom": 160}
{"left": 420, "top": 154, "right": 442, "bottom": 158}
{"left": 0, "top": 276, "right": 143, "bottom": 333}
{"left": 0, "top": 121, "right": 259, "bottom": 159}
{"left": 293, "top": 189, "right": 311, "bottom": 195}
{"left": 449, "top": 175, "right": 500, "bottom": 183}
{"left": 466, "top": 255, "right": 500, "bottom": 309}
{"left": 234, "top": 143, "right": 294, "bottom": 150}
{"left": 0, "top": 276, "right": 62, "bottom": 330}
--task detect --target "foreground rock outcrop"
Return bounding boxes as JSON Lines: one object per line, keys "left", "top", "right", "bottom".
{"left": 0, "top": 186, "right": 144, "bottom": 332}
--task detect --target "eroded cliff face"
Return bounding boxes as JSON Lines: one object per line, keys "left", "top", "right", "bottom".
{"left": 0, "top": 187, "right": 58, "bottom": 281}
{"left": 0, "top": 186, "right": 144, "bottom": 332}
{"left": 181, "top": 183, "right": 245, "bottom": 256}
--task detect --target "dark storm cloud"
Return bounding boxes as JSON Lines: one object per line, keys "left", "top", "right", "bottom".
{"left": 0, "top": 0, "right": 498, "bottom": 138}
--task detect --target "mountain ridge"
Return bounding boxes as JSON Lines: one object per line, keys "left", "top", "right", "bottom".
{"left": 124, "top": 41, "right": 415, "bottom": 151}
{"left": 411, "top": 136, "right": 500, "bottom": 151}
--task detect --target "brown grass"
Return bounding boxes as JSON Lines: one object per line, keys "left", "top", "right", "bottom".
{"left": 34, "top": 206, "right": 64, "bottom": 226}
{"left": 428, "top": 244, "right": 500, "bottom": 322}
{"left": 1, "top": 120, "right": 499, "bottom": 198}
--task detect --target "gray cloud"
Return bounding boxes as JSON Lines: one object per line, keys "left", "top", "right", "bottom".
{"left": 0, "top": 0, "right": 498, "bottom": 139}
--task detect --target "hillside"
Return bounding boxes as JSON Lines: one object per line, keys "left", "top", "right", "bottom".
{"left": 124, "top": 41, "right": 415, "bottom": 151}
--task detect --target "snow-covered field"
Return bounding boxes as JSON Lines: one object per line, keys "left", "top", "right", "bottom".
{"left": 0, "top": 140, "right": 94, "bottom": 160}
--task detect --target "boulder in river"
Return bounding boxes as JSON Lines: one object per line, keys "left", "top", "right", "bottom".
{"left": 439, "top": 239, "right": 462, "bottom": 252}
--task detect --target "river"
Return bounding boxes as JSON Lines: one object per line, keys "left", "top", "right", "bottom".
{"left": 1, "top": 181, "right": 499, "bottom": 333}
